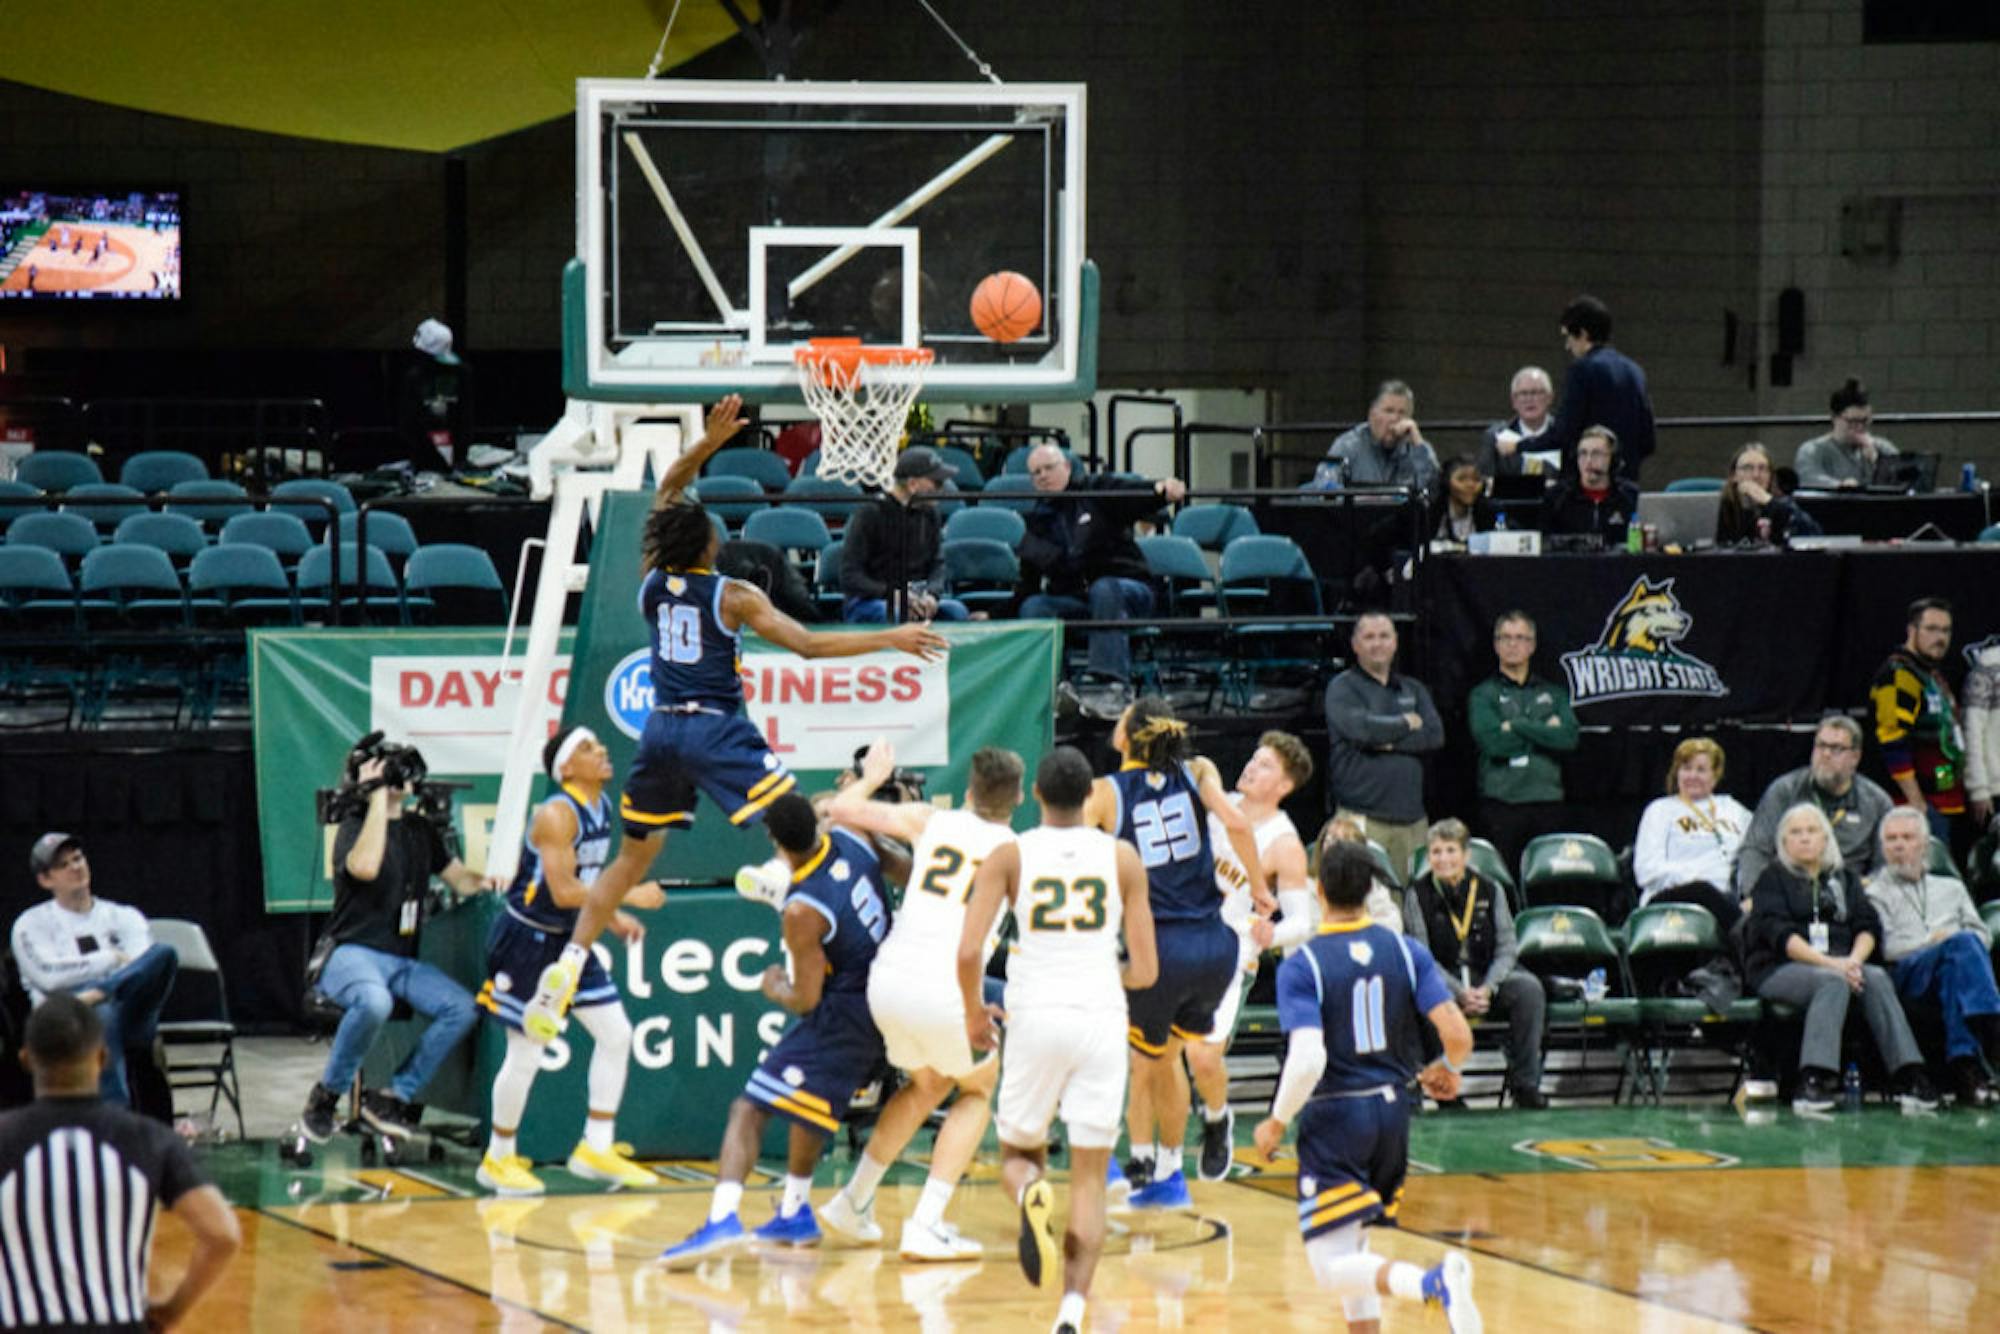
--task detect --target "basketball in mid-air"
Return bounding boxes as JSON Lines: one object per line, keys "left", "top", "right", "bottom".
{"left": 969, "top": 271, "right": 1041, "bottom": 343}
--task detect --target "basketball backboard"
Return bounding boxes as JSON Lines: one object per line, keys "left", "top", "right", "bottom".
{"left": 565, "top": 78, "right": 1094, "bottom": 405}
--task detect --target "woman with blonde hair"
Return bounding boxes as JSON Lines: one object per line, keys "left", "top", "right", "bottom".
{"left": 1633, "top": 737, "right": 1752, "bottom": 932}
{"left": 1743, "top": 802, "right": 1937, "bottom": 1113}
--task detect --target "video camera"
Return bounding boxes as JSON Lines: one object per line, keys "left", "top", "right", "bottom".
{"left": 316, "top": 731, "right": 472, "bottom": 835}
{"left": 848, "top": 745, "right": 929, "bottom": 805}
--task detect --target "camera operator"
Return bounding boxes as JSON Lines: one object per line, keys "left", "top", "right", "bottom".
{"left": 298, "top": 739, "right": 486, "bottom": 1144}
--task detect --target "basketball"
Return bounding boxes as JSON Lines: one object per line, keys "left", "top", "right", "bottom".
{"left": 970, "top": 271, "right": 1041, "bottom": 343}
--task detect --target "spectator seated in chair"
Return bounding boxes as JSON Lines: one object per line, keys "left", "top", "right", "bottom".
{"left": 1401, "top": 819, "right": 1547, "bottom": 1109}
{"left": 1634, "top": 737, "right": 1753, "bottom": 937}
{"left": 1862, "top": 808, "right": 2000, "bottom": 1107}
{"left": 10, "top": 833, "right": 178, "bottom": 1118}
{"left": 1716, "top": 442, "right": 1821, "bottom": 547}
{"left": 1743, "top": 803, "right": 1939, "bottom": 1114}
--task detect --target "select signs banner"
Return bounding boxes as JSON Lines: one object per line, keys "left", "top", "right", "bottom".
{"left": 566, "top": 491, "right": 1061, "bottom": 881}
{"left": 250, "top": 628, "right": 577, "bottom": 911}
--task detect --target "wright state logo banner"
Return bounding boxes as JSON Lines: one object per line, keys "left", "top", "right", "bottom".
{"left": 1560, "top": 576, "right": 1729, "bottom": 707}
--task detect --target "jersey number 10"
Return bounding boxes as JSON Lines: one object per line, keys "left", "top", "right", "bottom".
{"left": 661, "top": 604, "right": 704, "bottom": 663}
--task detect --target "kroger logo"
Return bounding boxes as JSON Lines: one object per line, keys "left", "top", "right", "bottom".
{"left": 604, "top": 649, "right": 655, "bottom": 739}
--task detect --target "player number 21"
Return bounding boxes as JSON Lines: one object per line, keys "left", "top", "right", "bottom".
{"left": 1351, "top": 976, "right": 1387, "bottom": 1054}
{"left": 1027, "top": 876, "right": 1108, "bottom": 932}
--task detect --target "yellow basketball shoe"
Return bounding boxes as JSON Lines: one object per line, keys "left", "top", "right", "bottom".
{"left": 521, "top": 958, "right": 580, "bottom": 1043}
{"left": 477, "top": 1153, "right": 546, "bottom": 1197}
{"left": 567, "top": 1140, "right": 659, "bottom": 1189}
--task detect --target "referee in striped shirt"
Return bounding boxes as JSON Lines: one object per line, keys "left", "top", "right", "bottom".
{"left": 0, "top": 994, "right": 239, "bottom": 1330}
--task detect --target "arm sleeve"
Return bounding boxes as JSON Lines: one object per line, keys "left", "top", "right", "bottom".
{"left": 1400, "top": 886, "right": 1432, "bottom": 951}
{"left": 1746, "top": 866, "right": 1802, "bottom": 960}
{"left": 1393, "top": 680, "right": 1445, "bottom": 754}
{"left": 1965, "top": 693, "right": 1998, "bottom": 801}
{"left": 331, "top": 819, "right": 363, "bottom": 882}
{"left": 10, "top": 913, "right": 116, "bottom": 995}
{"left": 1734, "top": 791, "right": 1782, "bottom": 897}
{"left": 1955, "top": 882, "right": 1993, "bottom": 947}
{"left": 1871, "top": 665, "right": 1920, "bottom": 782}
{"left": 1515, "top": 688, "right": 1580, "bottom": 753}
{"left": 1270, "top": 887, "right": 1318, "bottom": 952}
{"left": 1794, "top": 439, "right": 1838, "bottom": 488}
{"left": 1403, "top": 937, "right": 1455, "bottom": 1013}
{"left": 425, "top": 820, "right": 452, "bottom": 877}
{"left": 1274, "top": 951, "right": 1323, "bottom": 1033}
{"left": 1016, "top": 507, "right": 1063, "bottom": 575}
{"left": 1844, "top": 872, "right": 1885, "bottom": 944}
{"left": 1467, "top": 681, "right": 1525, "bottom": 760}
{"left": 1633, "top": 799, "right": 1709, "bottom": 897}
{"left": 839, "top": 507, "right": 888, "bottom": 599}
{"left": 1480, "top": 887, "right": 1518, "bottom": 988}
{"left": 1323, "top": 675, "right": 1413, "bottom": 746}
{"left": 156, "top": 1127, "right": 211, "bottom": 1206}
{"left": 1542, "top": 366, "right": 1585, "bottom": 464}
{"left": 1270, "top": 1028, "right": 1327, "bottom": 1125}
{"left": 114, "top": 904, "right": 154, "bottom": 957}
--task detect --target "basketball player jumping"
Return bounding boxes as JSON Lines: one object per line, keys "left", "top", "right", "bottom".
{"left": 1253, "top": 837, "right": 1482, "bottom": 1334}
{"left": 960, "top": 746, "right": 1157, "bottom": 1334}
{"left": 521, "top": 395, "right": 946, "bottom": 1041}
{"left": 818, "top": 738, "right": 1025, "bottom": 1261}
{"left": 1183, "top": 730, "right": 1317, "bottom": 1181}
{"left": 1086, "top": 697, "right": 1268, "bottom": 1208}
{"left": 473, "top": 725, "right": 663, "bottom": 1196}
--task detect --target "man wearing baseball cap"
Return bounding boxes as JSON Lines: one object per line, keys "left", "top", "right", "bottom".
{"left": 11, "top": 833, "right": 179, "bottom": 1112}
{"left": 839, "top": 446, "right": 971, "bottom": 624}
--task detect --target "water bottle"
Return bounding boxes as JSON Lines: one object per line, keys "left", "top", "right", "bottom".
{"left": 1584, "top": 967, "right": 1607, "bottom": 1003}
{"left": 1962, "top": 462, "right": 1978, "bottom": 493}
{"left": 1843, "top": 1062, "right": 1863, "bottom": 1111}
{"left": 1494, "top": 510, "right": 1509, "bottom": 531}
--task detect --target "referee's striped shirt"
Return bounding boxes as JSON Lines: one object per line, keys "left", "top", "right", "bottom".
{"left": 0, "top": 1096, "right": 206, "bottom": 1331}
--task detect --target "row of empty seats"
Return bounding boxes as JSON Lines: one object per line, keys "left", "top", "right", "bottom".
{"left": 0, "top": 473, "right": 357, "bottom": 532}
{"left": 0, "top": 540, "right": 504, "bottom": 628}
{"left": 703, "top": 442, "right": 1079, "bottom": 495}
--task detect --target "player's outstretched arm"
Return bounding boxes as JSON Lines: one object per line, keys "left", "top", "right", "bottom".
{"left": 826, "top": 737, "right": 935, "bottom": 847}
{"left": 1258, "top": 835, "right": 1316, "bottom": 951}
{"left": 959, "top": 842, "right": 1017, "bottom": 1052}
{"left": 654, "top": 394, "right": 746, "bottom": 506}
{"left": 1082, "top": 775, "right": 1119, "bottom": 833}
{"left": 763, "top": 902, "right": 828, "bottom": 1015}
{"left": 1116, "top": 841, "right": 1158, "bottom": 991}
{"left": 1191, "top": 755, "right": 1269, "bottom": 912}
{"left": 726, "top": 580, "right": 947, "bottom": 662}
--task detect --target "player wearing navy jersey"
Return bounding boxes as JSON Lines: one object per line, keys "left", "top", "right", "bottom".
{"left": 521, "top": 395, "right": 945, "bottom": 1042}
{"left": 1084, "top": 697, "right": 1267, "bottom": 1209}
{"left": 661, "top": 794, "right": 893, "bottom": 1266}
{"left": 474, "top": 726, "right": 665, "bottom": 1196}
{"left": 1253, "top": 838, "right": 1482, "bottom": 1334}
{"left": 818, "top": 739, "right": 1025, "bottom": 1262}
{"left": 960, "top": 746, "right": 1157, "bottom": 1334}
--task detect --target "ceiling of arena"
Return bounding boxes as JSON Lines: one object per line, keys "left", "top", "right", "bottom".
{"left": 0, "top": 1, "right": 756, "bottom": 153}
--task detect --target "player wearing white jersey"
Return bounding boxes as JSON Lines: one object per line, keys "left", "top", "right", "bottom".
{"left": 961, "top": 747, "right": 1157, "bottom": 1334}
{"left": 1185, "top": 731, "right": 1317, "bottom": 1181}
{"left": 816, "top": 741, "right": 1026, "bottom": 1262}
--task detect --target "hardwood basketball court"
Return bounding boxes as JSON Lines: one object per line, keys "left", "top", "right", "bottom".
{"left": 151, "top": 1103, "right": 1998, "bottom": 1330}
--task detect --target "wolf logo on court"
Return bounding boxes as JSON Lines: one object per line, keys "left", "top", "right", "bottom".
{"left": 1560, "top": 576, "right": 1727, "bottom": 706}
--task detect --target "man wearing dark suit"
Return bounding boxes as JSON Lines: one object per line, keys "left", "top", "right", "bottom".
{"left": 1544, "top": 296, "right": 1656, "bottom": 484}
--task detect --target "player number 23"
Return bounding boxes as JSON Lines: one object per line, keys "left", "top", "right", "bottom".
{"left": 1130, "top": 794, "right": 1200, "bottom": 868}
{"left": 1027, "top": 876, "right": 1108, "bottom": 932}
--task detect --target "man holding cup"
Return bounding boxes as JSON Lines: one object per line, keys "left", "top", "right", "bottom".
{"left": 1477, "top": 366, "right": 1558, "bottom": 478}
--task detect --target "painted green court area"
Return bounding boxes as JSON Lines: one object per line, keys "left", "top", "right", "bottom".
{"left": 203, "top": 1103, "right": 2000, "bottom": 1210}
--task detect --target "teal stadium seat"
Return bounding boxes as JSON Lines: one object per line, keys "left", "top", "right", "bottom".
{"left": 0, "top": 545, "right": 80, "bottom": 631}
{"left": 119, "top": 450, "right": 210, "bottom": 493}
{"left": 113, "top": 513, "right": 210, "bottom": 571}
{"left": 1663, "top": 477, "right": 1725, "bottom": 492}
{"left": 296, "top": 543, "right": 403, "bottom": 624}
{"left": 1172, "top": 503, "right": 1260, "bottom": 552}
{"left": 15, "top": 451, "right": 104, "bottom": 492}
{"left": 62, "top": 483, "right": 148, "bottom": 531}
{"left": 0, "top": 480, "right": 43, "bottom": 536}
{"left": 269, "top": 478, "right": 356, "bottom": 532}
{"left": 404, "top": 543, "right": 507, "bottom": 625}
{"left": 79, "top": 544, "right": 189, "bottom": 627}
{"left": 691, "top": 475, "right": 770, "bottom": 531}
{"left": 704, "top": 447, "right": 794, "bottom": 493}
{"left": 943, "top": 506, "right": 1024, "bottom": 546}
{"left": 8, "top": 512, "right": 101, "bottom": 567}
{"left": 165, "top": 480, "right": 254, "bottom": 530}
{"left": 941, "top": 537, "right": 1020, "bottom": 614}
{"left": 334, "top": 511, "right": 420, "bottom": 568}
{"left": 783, "top": 475, "right": 866, "bottom": 528}
{"left": 188, "top": 545, "right": 297, "bottom": 627}
{"left": 219, "top": 512, "right": 315, "bottom": 569}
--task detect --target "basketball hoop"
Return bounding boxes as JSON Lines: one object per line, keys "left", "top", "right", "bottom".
{"left": 793, "top": 339, "right": 934, "bottom": 491}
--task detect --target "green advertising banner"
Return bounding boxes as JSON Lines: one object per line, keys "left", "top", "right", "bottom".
{"left": 561, "top": 491, "right": 1061, "bottom": 881}
{"left": 249, "top": 628, "right": 575, "bottom": 912}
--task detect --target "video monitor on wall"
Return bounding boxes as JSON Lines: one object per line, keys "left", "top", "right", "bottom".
{"left": 0, "top": 189, "right": 182, "bottom": 302}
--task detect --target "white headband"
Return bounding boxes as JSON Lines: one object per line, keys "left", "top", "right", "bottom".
{"left": 549, "top": 726, "right": 597, "bottom": 781}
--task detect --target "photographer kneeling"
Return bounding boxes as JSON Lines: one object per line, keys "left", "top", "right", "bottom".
{"left": 299, "top": 737, "right": 487, "bottom": 1143}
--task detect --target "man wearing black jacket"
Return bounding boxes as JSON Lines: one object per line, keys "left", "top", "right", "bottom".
{"left": 1018, "top": 445, "right": 1185, "bottom": 704}
{"left": 839, "top": 447, "right": 969, "bottom": 623}
{"left": 1543, "top": 295, "right": 1656, "bottom": 483}
{"left": 1541, "top": 426, "right": 1640, "bottom": 550}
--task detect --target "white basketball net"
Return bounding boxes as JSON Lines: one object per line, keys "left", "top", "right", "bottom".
{"left": 794, "top": 345, "right": 933, "bottom": 490}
